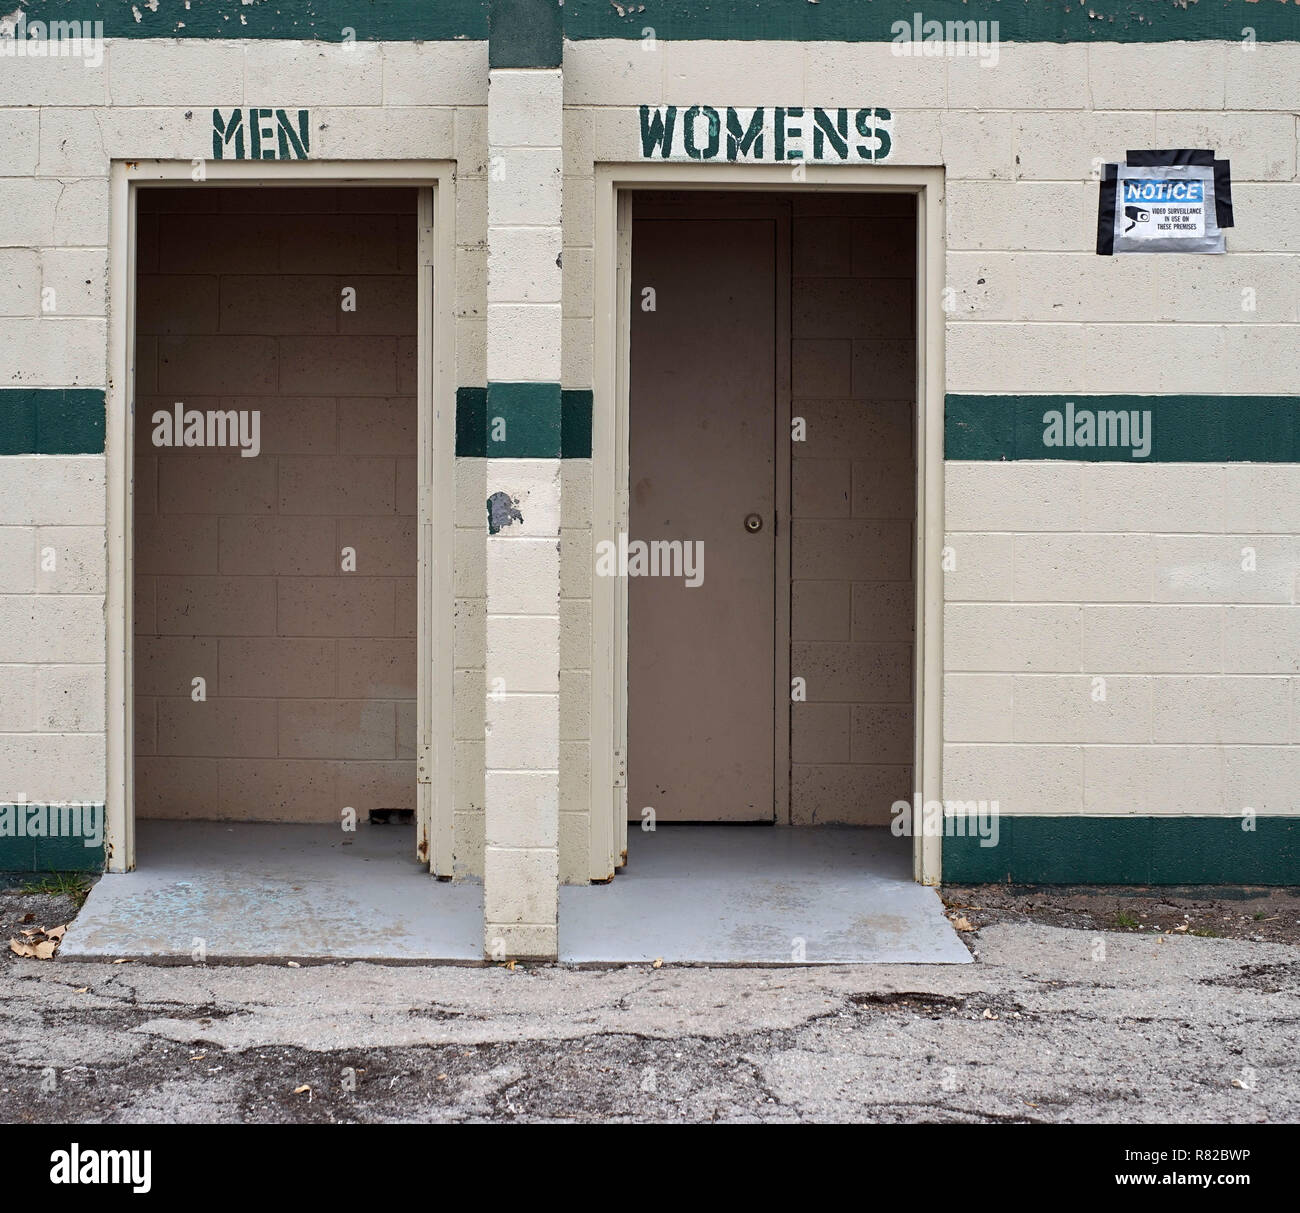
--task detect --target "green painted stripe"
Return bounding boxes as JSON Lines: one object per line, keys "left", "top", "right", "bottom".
{"left": 564, "top": 0, "right": 1300, "bottom": 43}
{"left": 457, "top": 385, "right": 591, "bottom": 457}
{"left": 0, "top": 805, "right": 105, "bottom": 874}
{"left": 0, "top": 389, "right": 105, "bottom": 455}
{"left": 943, "top": 816, "right": 1300, "bottom": 886}
{"left": 561, "top": 389, "right": 593, "bottom": 459}
{"left": 490, "top": 0, "right": 562, "bottom": 68}
{"left": 946, "top": 395, "right": 1300, "bottom": 463}
{"left": 10, "top": 0, "right": 487, "bottom": 40}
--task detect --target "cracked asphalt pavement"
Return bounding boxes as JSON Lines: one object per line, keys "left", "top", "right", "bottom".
{"left": 3, "top": 910, "right": 1298, "bottom": 1123}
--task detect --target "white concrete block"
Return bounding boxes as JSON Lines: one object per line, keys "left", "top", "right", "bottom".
{"left": 1088, "top": 42, "right": 1227, "bottom": 111}
{"left": 0, "top": 318, "right": 106, "bottom": 388}
{"left": 664, "top": 40, "right": 804, "bottom": 106}
{"left": 0, "top": 733, "right": 105, "bottom": 802}
{"left": 1082, "top": 605, "right": 1222, "bottom": 674}
{"left": 54, "top": 178, "right": 109, "bottom": 245}
{"left": 1082, "top": 464, "right": 1224, "bottom": 533}
{"left": 1154, "top": 535, "right": 1295, "bottom": 604}
{"left": 488, "top": 69, "right": 562, "bottom": 147}
{"left": 34, "top": 526, "right": 106, "bottom": 593}
{"left": 942, "top": 532, "right": 1013, "bottom": 601}
{"left": 487, "top": 147, "right": 562, "bottom": 226}
{"left": 943, "top": 673, "right": 1013, "bottom": 742}
{"left": 0, "top": 108, "right": 39, "bottom": 175}
{"left": 1222, "top": 744, "right": 1300, "bottom": 814}
{"left": 803, "top": 41, "right": 948, "bottom": 109}
{"left": 0, "top": 180, "right": 62, "bottom": 246}
{"left": 0, "top": 665, "right": 36, "bottom": 731}
{"left": 0, "top": 595, "right": 104, "bottom": 663}
{"left": 484, "top": 771, "right": 558, "bottom": 849}
{"left": 0, "top": 528, "right": 36, "bottom": 592}
{"left": 487, "top": 303, "right": 562, "bottom": 382}
{"left": 1224, "top": 43, "right": 1300, "bottom": 110}
{"left": 1083, "top": 743, "right": 1225, "bottom": 815}
{"left": 485, "top": 459, "right": 561, "bottom": 538}
{"left": 944, "top": 603, "right": 1080, "bottom": 672}
{"left": 0, "top": 53, "right": 108, "bottom": 106}
{"left": 36, "top": 664, "right": 104, "bottom": 732}
{"left": 483, "top": 846, "right": 558, "bottom": 928}
{"left": 486, "top": 537, "right": 559, "bottom": 614}
{"left": 41, "top": 249, "right": 107, "bottom": 318}
{"left": 1013, "top": 534, "right": 1153, "bottom": 603}
{"left": 1224, "top": 466, "right": 1300, "bottom": 534}
{"left": 1013, "top": 111, "right": 1156, "bottom": 182}
{"left": 243, "top": 41, "right": 383, "bottom": 105}
{"left": 939, "top": 110, "right": 1014, "bottom": 180}
{"left": 945, "top": 462, "right": 1082, "bottom": 532}
{"left": 0, "top": 249, "right": 40, "bottom": 315}
{"left": 562, "top": 38, "right": 664, "bottom": 106}
{"left": 0, "top": 458, "right": 105, "bottom": 526}
{"left": 1224, "top": 605, "right": 1300, "bottom": 673}
{"left": 313, "top": 106, "right": 454, "bottom": 159}
{"left": 108, "top": 39, "right": 244, "bottom": 105}
{"left": 1155, "top": 111, "right": 1297, "bottom": 182}
{"left": 485, "top": 692, "right": 559, "bottom": 770}
{"left": 1152, "top": 674, "right": 1290, "bottom": 744}
{"left": 486, "top": 615, "right": 560, "bottom": 694}
{"left": 946, "top": 181, "right": 1093, "bottom": 252}
{"left": 942, "top": 742, "right": 1084, "bottom": 814}
{"left": 1012, "top": 674, "right": 1151, "bottom": 743}
{"left": 383, "top": 40, "right": 489, "bottom": 107}
{"left": 488, "top": 226, "right": 562, "bottom": 304}
{"left": 948, "top": 43, "right": 1089, "bottom": 111}
{"left": 560, "top": 668, "right": 590, "bottom": 742}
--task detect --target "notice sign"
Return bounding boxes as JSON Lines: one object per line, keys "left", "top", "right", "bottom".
{"left": 638, "top": 106, "right": 894, "bottom": 163}
{"left": 1121, "top": 178, "right": 1206, "bottom": 239}
{"left": 1097, "top": 149, "right": 1233, "bottom": 255}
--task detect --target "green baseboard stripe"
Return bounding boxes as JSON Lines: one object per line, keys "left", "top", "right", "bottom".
{"left": 457, "top": 385, "right": 591, "bottom": 458}
{"left": 490, "top": 0, "right": 562, "bottom": 67}
{"left": 0, "top": 389, "right": 106, "bottom": 455}
{"left": 0, "top": 805, "right": 106, "bottom": 874}
{"left": 564, "top": 0, "right": 1300, "bottom": 43}
{"left": 946, "top": 394, "right": 1300, "bottom": 462}
{"left": 943, "top": 816, "right": 1300, "bottom": 886}
{"left": 9, "top": 1, "right": 488, "bottom": 40}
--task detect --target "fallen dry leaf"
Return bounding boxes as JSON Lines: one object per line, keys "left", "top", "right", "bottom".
{"left": 293, "top": 1084, "right": 312, "bottom": 1096}
{"left": 45, "top": 924, "right": 67, "bottom": 941}
{"left": 652, "top": 957, "right": 664, "bottom": 968}
{"left": 19, "top": 912, "right": 34, "bottom": 924}
{"left": 951, "top": 916, "right": 975, "bottom": 932}
{"left": 74, "top": 987, "right": 89, "bottom": 994}
{"left": 112, "top": 958, "right": 130, "bottom": 964}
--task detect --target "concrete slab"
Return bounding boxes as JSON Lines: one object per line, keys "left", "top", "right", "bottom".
{"left": 559, "top": 826, "right": 972, "bottom": 964}
{"left": 61, "top": 821, "right": 482, "bottom": 962}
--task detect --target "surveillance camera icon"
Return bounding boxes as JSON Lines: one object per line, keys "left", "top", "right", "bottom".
{"left": 1123, "top": 204, "right": 1151, "bottom": 233}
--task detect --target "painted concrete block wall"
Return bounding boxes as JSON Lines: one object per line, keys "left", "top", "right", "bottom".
{"left": 483, "top": 59, "right": 564, "bottom": 956}
{"left": 790, "top": 195, "right": 917, "bottom": 826}
{"left": 133, "top": 186, "right": 417, "bottom": 823}
{"left": 0, "top": 34, "right": 481, "bottom": 869}
{"left": 560, "top": 36, "right": 1300, "bottom": 881}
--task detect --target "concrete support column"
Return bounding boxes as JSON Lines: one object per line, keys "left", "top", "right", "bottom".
{"left": 482, "top": 0, "right": 564, "bottom": 961}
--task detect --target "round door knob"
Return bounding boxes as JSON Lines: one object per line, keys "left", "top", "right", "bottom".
{"left": 744, "top": 512, "right": 763, "bottom": 533}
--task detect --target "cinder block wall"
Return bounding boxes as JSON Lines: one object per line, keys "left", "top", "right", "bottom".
{"left": 790, "top": 195, "right": 917, "bottom": 826}
{"left": 133, "top": 186, "right": 418, "bottom": 822}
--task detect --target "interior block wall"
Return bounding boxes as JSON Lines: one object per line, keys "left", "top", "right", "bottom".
{"left": 790, "top": 195, "right": 917, "bottom": 826}
{"left": 133, "top": 186, "right": 418, "bottom": 823}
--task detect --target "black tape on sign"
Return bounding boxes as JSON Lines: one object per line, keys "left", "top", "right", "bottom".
{"left": 1214, "top": 159, "right": 1234, "bottom": 228}
{"left": 1125, "top": 148, "right": 1215, "bottom": 168}
{"left": 1096, "top": 162, "right": 1118, "bottom": 256}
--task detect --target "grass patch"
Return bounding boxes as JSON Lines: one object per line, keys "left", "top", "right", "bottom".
{"left": 1113, "top": 910, "right": 1141, "bottom": 930}
{"left": 18, "top": 872, "right": 92, "bottom": 908}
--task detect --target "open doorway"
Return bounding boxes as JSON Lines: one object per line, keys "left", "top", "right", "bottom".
{"left": 74, "top": 174, "right": 475, "bottom": 961}
{"left": 566, "top": 181, "right": 959, "bottom": 963}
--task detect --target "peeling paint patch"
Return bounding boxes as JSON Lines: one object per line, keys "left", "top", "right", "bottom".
{"left": 487, "top": 491, "right": 523, "bottom": 534}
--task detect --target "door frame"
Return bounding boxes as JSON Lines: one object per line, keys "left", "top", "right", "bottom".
{"left": 104, "top": 159, "right": 457, "bottom": 875}
{"left": 590, "top": 163, "right": 946, "bottom": 885}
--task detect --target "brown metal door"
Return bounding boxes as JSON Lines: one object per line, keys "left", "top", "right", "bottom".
{"left": 628, "top": 215, "right": 777, "bottom": 822}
